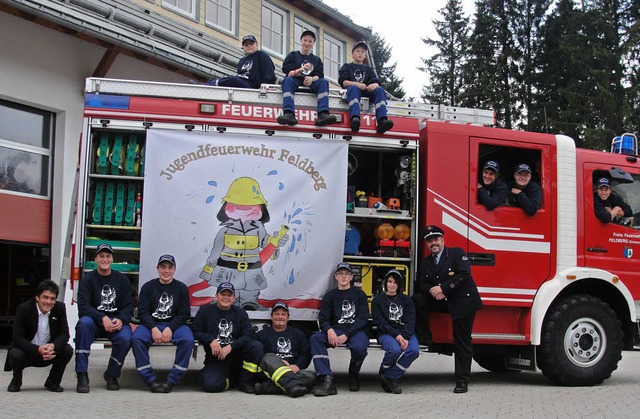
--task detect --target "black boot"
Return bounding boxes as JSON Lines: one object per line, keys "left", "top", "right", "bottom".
{"left": 313, "top": 375, "right": 337, "bottom": 397}
{"left": 254, "top": 380, "right": 283, "bottom": 395}
{"left": 7, "top": 371, "right": 22, "bottom": 392}
{"left": 315, "top": 111, "right": 337, "bottom": 126}
{"left": 348, "top": 359, "right": 362, "bottom": 392}
{"left": 277, "top": 111, "right": 298, "bottom": 126}
{"left": 76, "top": 372, "right": 90, "bottom": 393}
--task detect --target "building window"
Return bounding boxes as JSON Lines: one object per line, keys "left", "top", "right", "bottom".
{"left": 294, "top": 19, "right": 317, "bottom": 55}
{"left": 162, "top": 0, "right": 197, "bottom": 19}
{"left": 0, "top": 100, "right": 54, "bottom": 197}
{"left": 205, "top": 0, "right": 236, "bottom": 34}
{"left": 262, "top": 3, "right": 287, "bottom": 57}
{"left": 323, "top": 33, "right": 344, "bottom": 82}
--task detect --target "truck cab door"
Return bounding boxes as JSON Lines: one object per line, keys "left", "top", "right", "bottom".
{"left": 583, "top": 163, "right": 640, "bottom": 296}
{"left": 467, "top": 138, "right": 553, "bottom": 299}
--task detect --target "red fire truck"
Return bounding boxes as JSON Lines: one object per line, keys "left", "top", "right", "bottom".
{"left": 73, "top": 78, "right": 639, "bottom": 387}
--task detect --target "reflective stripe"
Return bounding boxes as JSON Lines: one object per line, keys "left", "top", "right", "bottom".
{"left": 173, "top": 364, "right": 188, "bottom": 371}
{"left": 283, "top": 92, "right": 294, "bottom": 98}
{"left": 110, "top": 356, "right": 124, "bottom": 366}
{"left": 317, "top": 92, "right": 328, "bottom": 99}
{"left": 374, "top": 101, "right": 387, "bottom": 110}
{"left": 225, "top": 378, "right": 230, "bottom": 391}
{"left": 312, "top": 355, "right": 330, "bottom": 360}
{"left": 75, "top": 349, "right": 91, "bottom": 354}
{"left": 137, "top": 364, "right": 152, "bottom": 371}
{"left": 348, "top": 99, "right": 359, "bottom": 107}
{"left": 272, "top": 365, "right": 292, "bottom": 384}
{"left": 242, "top": 360, "right": 259, "bottom": 373}
{"left": 395, "top": 362, "right": 407, "bottom": 371}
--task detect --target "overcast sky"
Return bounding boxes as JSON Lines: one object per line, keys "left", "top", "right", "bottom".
{"left": 321, "top": 0, "right": 476, "bottom": 100}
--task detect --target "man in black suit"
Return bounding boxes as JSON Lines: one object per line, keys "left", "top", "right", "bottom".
{"left": 412, "top": 225, "right": 483, "bottom": 394}
{"left": 4, "top": 280, "right": 73, "bottom": 392}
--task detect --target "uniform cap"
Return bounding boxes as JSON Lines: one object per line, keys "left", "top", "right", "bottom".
{"left": 96, "top": 243, "right": 113, "bottom": 254}
{"left": 300, "top": 30, "right": 316, "bottom": 40}
{"left": 335, "top": 262, "right": 353, "bottom": 273}
{"left": 157, "top": 254, "right": 176, "bottom": 266}
{"left": 597, "top": 177, "right": 610, "bottom": 188}
{"left": 483, "top": 160, "right": 500, "bottom": 173}
{"left": 515, "top": 163, "right": 532, "bottom": 173}
{"left": 217, "top": 282, "right": 235, "bottom": 294}
{"left": 271, "top": 301, "right": 289, "bottom": 313}
{"left": 352, "top": 41, "right": 368, "bottom": 52}
{"left": 385, "top": 269, "right": 403, "bottom": 281}
{"left": 242, "top": 34, "right": 257, "bottom": 45}
{"left": 423, "top": 225, "right": 444, "bottom": 240}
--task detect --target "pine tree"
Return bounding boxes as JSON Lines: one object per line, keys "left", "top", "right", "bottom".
{"left": 368, "top": 32, "right": 406, "bottom": 99}
{"left": 420, "top": 0, "right": 470, "bottom": 106}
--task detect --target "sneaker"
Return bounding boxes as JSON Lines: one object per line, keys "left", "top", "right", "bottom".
{"left": 76, "top": 372, "right": 90, "bottom": 393}
{"left": 7, "top": 376, "right": 21, "bottom": 393}
{"left": 313, "top": 375, "right": 337, "bottom": 397}
{"left": 288, "top": 384, "right": 307, "bottom": 398}
{"left": 350, "top": 116, "right": 360, "bottom": 132}
{"left": 103, "top": 371, "right": 120, "bottom": 391}
{"left": 44, "top": 378, "right": 64, "bottom": 393}
{"left": 348, "top": 373, "right": 360, "bottom": 392}
{"left": 315, "top": 111, "right": 337, "bottom": 126}
{"left": 376, "top": 117, "right": 394, "bottom": 134}
{"left": 277, "top": 112, "right": 298, "bottom": 126}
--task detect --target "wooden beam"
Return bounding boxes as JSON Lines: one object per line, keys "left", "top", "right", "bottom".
{"left": 92, "top": 47, "right": 119, "bottom": 78}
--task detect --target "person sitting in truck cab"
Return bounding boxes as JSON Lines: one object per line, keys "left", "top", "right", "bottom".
{"left": 338, "top": 41, "right": 394, "bottom": 135}
{"left": 477, "top": 160, "right": 508, "bottom": 210}
{"left": 206, "top": 35, "right": 276, "bottom": 89}
{"left": 593, "top": 177, "right": 633, "bottom": 224}
{"left": 508, "top": 163, "right": 542, "bottom": 216}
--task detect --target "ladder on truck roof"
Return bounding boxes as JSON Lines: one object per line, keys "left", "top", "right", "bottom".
{"left": 85, "top": 77, "right": 496, "bottom": 126}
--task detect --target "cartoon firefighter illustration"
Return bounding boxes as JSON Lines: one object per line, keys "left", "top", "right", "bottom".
{"left": 190, "top": 177, "right": 289, "bottom": 310}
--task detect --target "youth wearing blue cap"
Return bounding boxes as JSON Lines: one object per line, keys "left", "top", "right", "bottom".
{"left": 477, "top": 160, "right": 509, "bottom": 210}
{"left": 508, "top": 163, "right": 542, "bottom": 215}
{"left": 371, "top": 269, "right": 419, "bottom": 394}
{"left": 594, "top": 177, "right": 633, "bottom": 223}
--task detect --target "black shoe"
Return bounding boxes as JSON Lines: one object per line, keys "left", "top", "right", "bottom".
{"left": 103, "top": 371, "right": 120, "bottom": 391}
{"left": 453, "top": 382, "right": 468, "bottom": 394}
{"left": 379, "top": 373, "right": 391, "bottom": 393}
{"left": 238, "top": 382, "right": 256, "bottom": 394}
{"left": 76, "top": 372, "right": 90, "bottom": 393}
{"left": 277, "top": 112, "right": 298, "bottom": 126}
{"left": 376, "top": 117, "right": 394, "bottom": 134}
{"left": 350, "top": 116, "right": 360, "bottom": 132}
{"left": 348, "top": 373, "right": 360, "bottom": 392}
{"left": 44, "top": 378, "right": 64, "bottom": 393}
{"left": 159, "top": 382, "right": 174, "bottom": 393}
{"left": 149, "top": 381, "right": 163, "bottom": 393}
{"left": 313, "top": 375, "right": 337, "bottom": 397}
{"left": 315, "top": 111, "right": 337, "bottom": 127}
{"left": 7, "top": 377, "right": 21, "bottom": 393}
{"left": 254, "top": 380, "right": 282, "bottom": 395}
{"left": 388, "top": 379, "right": 402, "bottom": 394}
{"left": 288, "top": 384, "right": 307, "bottom": 398}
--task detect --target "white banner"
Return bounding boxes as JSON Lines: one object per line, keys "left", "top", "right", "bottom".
{"left": 139, "top": 129, "right": 348, "bottom": 320}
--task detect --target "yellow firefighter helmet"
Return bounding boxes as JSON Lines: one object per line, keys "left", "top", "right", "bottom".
{"left": 222, "top": 177, "right": 268, "bottom": 206}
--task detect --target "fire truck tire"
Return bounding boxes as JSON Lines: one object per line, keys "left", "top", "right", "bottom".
{"left": 537, "top": 294, "right": 623, "bottom": 386}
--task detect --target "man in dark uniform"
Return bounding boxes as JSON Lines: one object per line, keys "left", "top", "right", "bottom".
{"left": 4, "top": 280, "right": 73, "bottom": 392}
{"left": 477, "top": 160, "right": 508, "bottom": 210}
{"left": 254, "top": 301, "right": 314, "bottom": 397}
{"left": 412, "top": 225, "right": 483, "bottom": 393}
{"left": 593, "top": 177, "right": 633, "bottom": 224}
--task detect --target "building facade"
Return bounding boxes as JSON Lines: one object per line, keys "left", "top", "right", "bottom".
{"left": 0, "top": 0, "right": 369, "bottom": 342}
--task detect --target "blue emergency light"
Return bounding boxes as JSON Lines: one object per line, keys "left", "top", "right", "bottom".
{"left": 85, "top": 93, "right": 130, "bottom": 110}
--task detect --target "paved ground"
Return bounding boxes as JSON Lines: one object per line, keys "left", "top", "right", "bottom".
{"left": 2, "top": 346, "right": 640, "bottom": 418}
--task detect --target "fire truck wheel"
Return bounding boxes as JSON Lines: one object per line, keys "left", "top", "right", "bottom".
{"left": 537, "top": 294, "right": 623, "bottom": 386}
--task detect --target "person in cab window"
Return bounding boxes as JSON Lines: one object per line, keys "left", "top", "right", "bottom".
{"left": 477, "top": 160, "right": 508, "bottom": 210}
{"left": 593, "top": 177, "right": 633, "bottom": 224}
{"left": 508, "top": 163, "right": 542, "bottom": 216}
